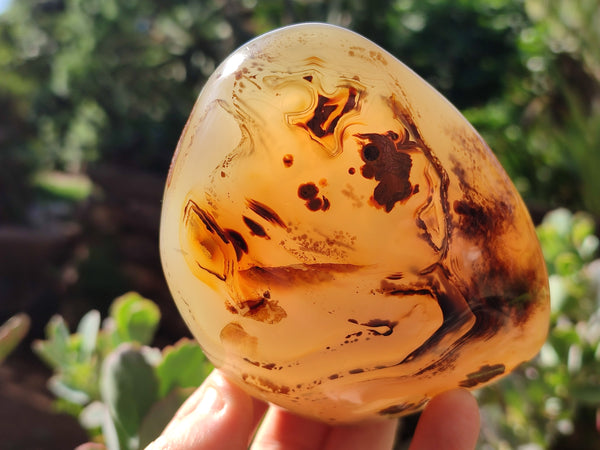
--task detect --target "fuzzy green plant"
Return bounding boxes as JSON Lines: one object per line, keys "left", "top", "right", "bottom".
{"left": 0, "top": 313, "right": 30, "bottom": 364}
{"left": 33, "top": 292, "right": 213, "bottom": 449}
{"left": 478, "top": 208, "right": 600, "bottom": 449}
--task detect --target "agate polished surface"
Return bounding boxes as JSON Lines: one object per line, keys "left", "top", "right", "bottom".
{"left": 160, "top": 23, "right": 550, "bottom": 423}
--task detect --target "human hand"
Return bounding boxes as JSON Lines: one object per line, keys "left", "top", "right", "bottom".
{"left": 146, "top": 369, "right": 480, "bottom": 450}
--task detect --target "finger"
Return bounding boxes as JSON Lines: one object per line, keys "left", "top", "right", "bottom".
{"left": 75, "top": 444, "right": 105, "bottom": 450}
{"left": 251, "top": 407, "right": 330, "bottom": 450}
{"left": 147, "top": 369, "right": 263, "bottom": 450}
{"left": 323, "top": 418, "right": 399, "bottom": 450}
{"left": 409, "top": 389, "right": 480, "bottom": 450}
{"left": 248, "top": 396, "right": 270, "bottom": 444}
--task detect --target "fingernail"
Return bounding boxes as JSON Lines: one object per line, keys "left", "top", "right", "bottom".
{"left": 197, "top": 385, "right": 221, "bottom": 415}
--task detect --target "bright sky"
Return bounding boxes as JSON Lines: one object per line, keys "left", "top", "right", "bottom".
{"left": 0, "top": 0, "right": 12, "bottom": 14}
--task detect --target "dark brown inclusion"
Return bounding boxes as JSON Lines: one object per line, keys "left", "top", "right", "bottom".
{"left": 453, "top": 200, "right": 495, "bottom": 238}
{"left": 241, "top": 263, "right": 362, "bottom": 287}
{"left": 236, "top": 293, "right": 287, "bottom": 324}
{"left": 378, "top": 403, "right": 412, "bottom": 416}
{"left": 243, "top": 216, "right": 268, "bottom": 238}
{"left": 386, "top": 272, "right": 404, "bottom": 280}
{"left": 459, "top": 363, "right": 505, "bottom": 388}
{"left": 378, "top": 399, "right": 428, "bottom": 416}
{"left": 298, "top": 182, "right": 330, "bottom": 212}
{"left": 298, "top": 183, "right": 319, "bottom": 200}
{"left": 184, "top": 200, "right": 230, "bottom": 245}
{"left": 306, "top": 88, "right": 357, "bottom": 138}
{"left": 361, "top": 319, "right": 398, "bottom": 336}
{"left": 356, "top": 131, "right": 414, "bottom": 212}
{"left": 347, "top": 318, "right": 398, "bottom": 336}
{"left": 379, "top": 404, "right": 408, "bottom": 415}
{"left": 307, "top": 198, "right": 322, "bottom": 211}
{"left": 247, "top": 199, "right": 287, "bottom": 228}
{"left": 283, "top": 154, "right": 294, "bottom": 167}
{"left": 224, "top": 229, "right": 248, "bottom": 261}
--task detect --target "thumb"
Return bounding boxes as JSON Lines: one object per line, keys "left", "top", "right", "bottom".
{"left": 146, "top": 370, "right": 259, "bottom": 450}
{"left": 409, "top": 389, "right": 480, "bottom": 450}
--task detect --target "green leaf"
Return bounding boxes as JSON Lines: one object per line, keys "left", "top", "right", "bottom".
{"left": 543, "top": 208, "right": 573, "bottom": 238}
{"left": 571, "top": 212, "right": 596, "bottom": 248}
{"left": 64, "top": 357, "right": 101, "bottom": 402}
{"left": 53, "top": 396, "right": 86, "bottom": 418}
{"left": 48, "top": 314, "right": 71, "bottom": 344}
{"left": 32, "top": 339, "right": 62, "bottom": 371}
{"left": 100, "top": 343, "right": 159, "bottom": 447}
{"left": 79, "top": 400, "right": 107, "bottom": 431}
{"left": 101, "top": 401, "right": 126, "bottom": 450}
{"left": 156, "top": 339, "right": 212, "bottom": 398}
{"left": 548, "top": 275, "right": 568, "bottom": 313}
{"left": 539, "top": 342, "right": 560, "bottom": 368}
{"left": 578, "top": 234, "right": 599, "bottom": 261}
{"left": 77, "top": 309, "right": 101, "bottom": 362}
{"left": 554, "top": 251, "right": 581, "bottom": 276}
{"left": 97, "top": 317, "right": 121, "bottom": 356}
{"left": 570, "top": 385, "right": 600, "bottom": 405}
{"left": 48, "top": 374, "right": 91, "bottom": 405}
{"left": 0, "top": 313, "right": 30, "bottom": 363}
{"left": 138, "top": 387, "right": 195, "bottom": 448}
{"left": 109, "top": 292, "right": 160, "bottom": 346}
{"left": 32, "top": 315, "right": 73, "bottom": 369}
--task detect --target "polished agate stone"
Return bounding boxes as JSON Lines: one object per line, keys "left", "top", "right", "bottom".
{"left": 159, "top": 23, "right": 550, "bottom": 423}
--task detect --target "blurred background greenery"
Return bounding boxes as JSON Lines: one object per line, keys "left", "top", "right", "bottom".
{"left": 0, "top": 0, "right": 599, "bottom": 449}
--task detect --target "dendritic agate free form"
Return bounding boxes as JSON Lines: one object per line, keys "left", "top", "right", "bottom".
{"left": 160, "top": 23, "right": 550, "bottom": 423}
